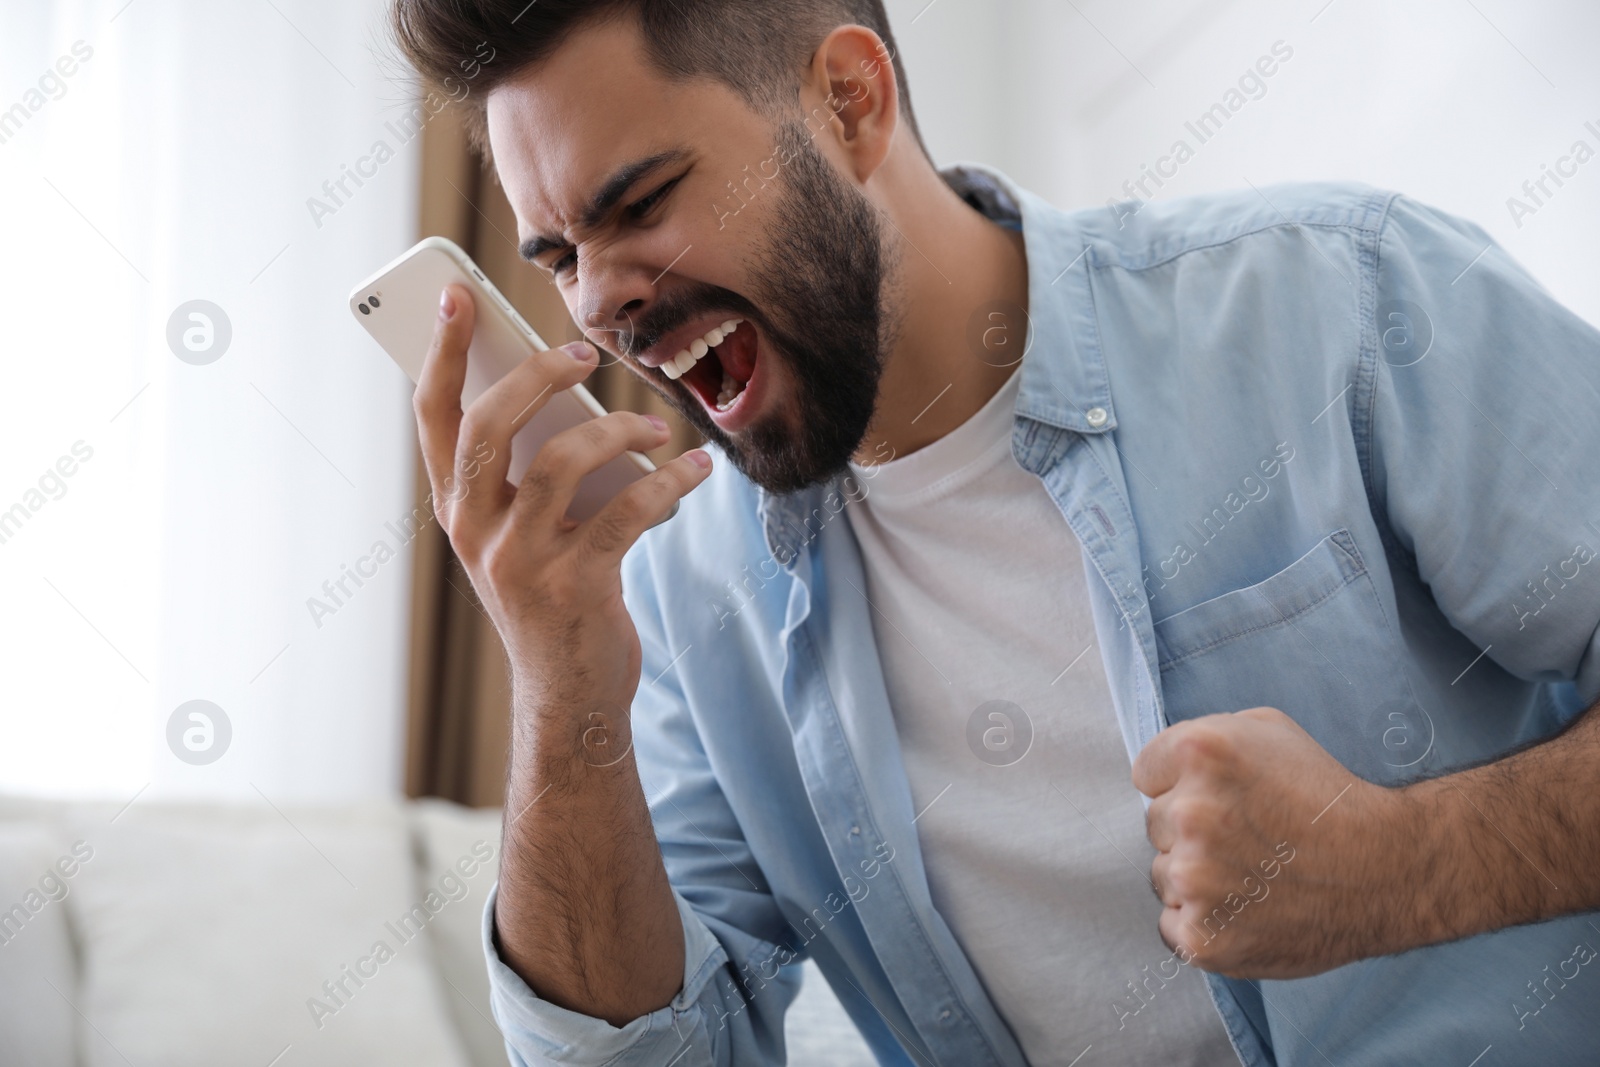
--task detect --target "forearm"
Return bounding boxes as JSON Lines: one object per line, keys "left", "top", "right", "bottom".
{"left": 1401, "top": 701, "right": 1600, "bottom": 945}
{"left": 495, "top": 689, "right": 685, "bottom": 1027}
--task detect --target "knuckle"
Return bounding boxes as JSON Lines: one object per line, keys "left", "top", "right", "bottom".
{"left": 617, "top": 486, "right": 656, "bottom": 527}
{"left": 667, "top": 461, "right": 702, "bottom": 492}
{"left": 1177, "top": 794, "right": 1227, "bottom": 840}
{"left": 1175, "top": 723, "right": 1228, "bottom": 767}
{"left": 426, "top": 494, "right": 450, "bottom": 529}
{"left": 444, "top": 520, "right": 483, "bottom": 565}
{"left": 641, "top": 469, "right": 685, "bottom": 509}
{"left": 536, "top": 433, "right": 578, "bottom": 471}
{"left": 456, "top": 410, "right": 490, "bottom": 452}
{"left": 1166, "top": 797, "right": 1197, "bottom": 834}
{"left": 482, "top": 544, "right": 514, "bottom": 586}
{"left": 436, "top": 470, "right": 468, "bottom": 509}
{"left": 1163, "top": 858, "right": 1199, "bottom": 901}
{"left": 1157, "top": 907, "right": 1182, "bottom": 946}
{"left": 611, "top": 474, "right": 664, "bottom": 523}
{"left": 576, "top": 419, "right": 611, "bottom": 450}
{"left": 482, "top": 539, "right": 533, "bottom": 591}
{"left": 413, "top": 389, "right": 450, "bottom": 424}
{"left": 1163, "top": 914, "right": 1206, "bottom": 967}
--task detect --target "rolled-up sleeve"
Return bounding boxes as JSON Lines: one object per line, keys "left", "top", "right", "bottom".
{"left": 1368, "top": 194, "right": 1600, "bottom": 705}
{"left": 482, "top": 881, "right": 736, "bottom": 1065}
{"left": 480, "top": 536, "right": 804, "bottom": 1066}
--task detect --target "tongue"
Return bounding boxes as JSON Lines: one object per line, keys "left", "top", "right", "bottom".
{"left": 719, "top": 323, "right": 757, "bottom": 384}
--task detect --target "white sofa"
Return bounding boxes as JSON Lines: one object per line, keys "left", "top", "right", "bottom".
{"left": 0, "top": 794, "right": 875, "bottom": 1066}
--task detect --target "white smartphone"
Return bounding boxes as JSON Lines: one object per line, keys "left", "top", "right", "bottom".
{"left": 349, "top": 236, "right": 673, "bottom": 524}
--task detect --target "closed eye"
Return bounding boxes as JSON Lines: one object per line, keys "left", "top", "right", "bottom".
{"left": 545, "top": 175, "right": 684, "bottom": 278}
{"left": 627, "top": 176, "right": 681, "bottom": 220}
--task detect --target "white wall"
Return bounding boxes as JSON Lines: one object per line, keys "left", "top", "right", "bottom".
{"left": 889, "top": 0, "right": 1600, "bottom": 326}
{"left": 0, "top": 0, "right": 423, "bottom": 801}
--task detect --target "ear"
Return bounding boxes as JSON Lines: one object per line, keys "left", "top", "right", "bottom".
{"left": 805, "top": 25, "right": 900, "bottom": 183}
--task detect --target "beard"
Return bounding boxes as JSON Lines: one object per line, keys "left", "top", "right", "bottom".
{"left": 623, "top": 121, "right": 896, "bottom": 495}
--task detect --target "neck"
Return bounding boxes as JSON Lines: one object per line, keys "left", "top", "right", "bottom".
{"left": 853, "top": 154, "right": 1029, "bottom": 467}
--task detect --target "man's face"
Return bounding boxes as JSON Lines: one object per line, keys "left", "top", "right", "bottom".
{"left": 486, "top": 17, "right": 895, "bottom": 494}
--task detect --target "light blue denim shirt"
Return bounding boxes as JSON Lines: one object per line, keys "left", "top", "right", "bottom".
{"left": 483, "top": 164, "right": 1600, "bottom": 1066}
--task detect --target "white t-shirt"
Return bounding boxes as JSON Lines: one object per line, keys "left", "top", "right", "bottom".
{"left": 845, "top": 366, "right": 1236, "bottom": 1066}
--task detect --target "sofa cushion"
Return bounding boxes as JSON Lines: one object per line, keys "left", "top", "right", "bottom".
{"left": 63, "top": 797, "right": 471, "bottom": 1067}
{"left": 409, "top": 798, "right": 505, "bottom": 1067}
{"left": 0, "top": 823, "right": 79, "bottom": 1067}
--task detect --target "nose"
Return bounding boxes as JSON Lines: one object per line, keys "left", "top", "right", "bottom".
{"left": 573, "top": 249, "right": 658, "bottom": 359}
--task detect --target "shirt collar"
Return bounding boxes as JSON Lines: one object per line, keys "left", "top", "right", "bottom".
{"left": 946, "top": 162, "right": 1115, "bottom": 438}
{"left": 755, "top": 163, "right": 1113, "bottom": 568}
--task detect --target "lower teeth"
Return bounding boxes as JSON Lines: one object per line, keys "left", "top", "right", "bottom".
{"left": 715, "top": 369, "right": 745, "bottom": 411}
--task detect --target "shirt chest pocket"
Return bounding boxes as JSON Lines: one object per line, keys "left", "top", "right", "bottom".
{"left": 1150, "top": 529, "right": 1429, "bottom": 784}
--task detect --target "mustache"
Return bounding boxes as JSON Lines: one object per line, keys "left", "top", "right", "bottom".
{"left": 592, "top": 283, "right": 762, "bottom": 359}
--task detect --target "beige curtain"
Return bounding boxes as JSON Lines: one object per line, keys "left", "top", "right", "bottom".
{"left": 403, "top": 107, "right": 701, "bottom": 807}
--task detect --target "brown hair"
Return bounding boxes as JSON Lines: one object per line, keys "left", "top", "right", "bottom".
{"left": 390, "top": 0, "right": 924, "bottom": 162}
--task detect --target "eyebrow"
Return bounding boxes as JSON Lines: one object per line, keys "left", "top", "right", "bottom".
{"left": 519, "top": 148, "right": 688, "bottom": 263}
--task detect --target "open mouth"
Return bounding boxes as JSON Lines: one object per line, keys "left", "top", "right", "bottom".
{"left": 658, "top": 319, "right": 758, "bottom": 418}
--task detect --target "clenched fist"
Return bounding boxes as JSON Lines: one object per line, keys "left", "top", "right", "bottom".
{"left": 1132, "top": 706, "right": 1426, "bottom": 979}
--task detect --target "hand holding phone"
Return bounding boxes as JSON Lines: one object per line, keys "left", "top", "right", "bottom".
{"left": 351, "top": 236, "right": 674, "bottom": 523}
{"left": 415, "top": 278, "right": 713, "bottom": 690}
{"left": 349, "top": 237, "right": 712, "bottom": 692}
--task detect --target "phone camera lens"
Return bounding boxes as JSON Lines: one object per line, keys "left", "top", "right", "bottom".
{"left": 358, "top": 303, "right": 370, "bottom": 315}
{"left": 368, "top": 295, "right": 381, "bottom": 308}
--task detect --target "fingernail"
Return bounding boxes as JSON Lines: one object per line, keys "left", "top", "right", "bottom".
{"left": 686, "top": 449, "right": 711, "bottom": 470}
{"left": 562, "top": 340, "right": 595, "bottom": 361}
{"left": 438, "top": 287, "right": 456, "bottom": 320}
{"left": 645, "top": 414, "right": 668, "bottom": 432}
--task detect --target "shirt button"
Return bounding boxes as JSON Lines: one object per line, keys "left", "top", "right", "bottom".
{"left": 939, "top": 1009, "right": 953, "bottom": 1021}
{"left": 850, "top": 824, "right": 861, "bottom": 836}
{"left": 1085, "top": 406, "right": 1108, "bottom": 428}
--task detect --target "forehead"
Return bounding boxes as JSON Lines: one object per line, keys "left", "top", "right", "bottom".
{"left": 484, "top": 17, "right": 761, "bottom": 238}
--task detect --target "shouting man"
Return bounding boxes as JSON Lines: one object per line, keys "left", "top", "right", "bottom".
{"left": 391, "top": 1, "right": 1600, "bottom": 1064}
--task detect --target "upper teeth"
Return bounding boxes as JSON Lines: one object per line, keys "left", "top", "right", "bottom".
{"left": 662, "top": 320, "right": 742, "bottom": 379}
